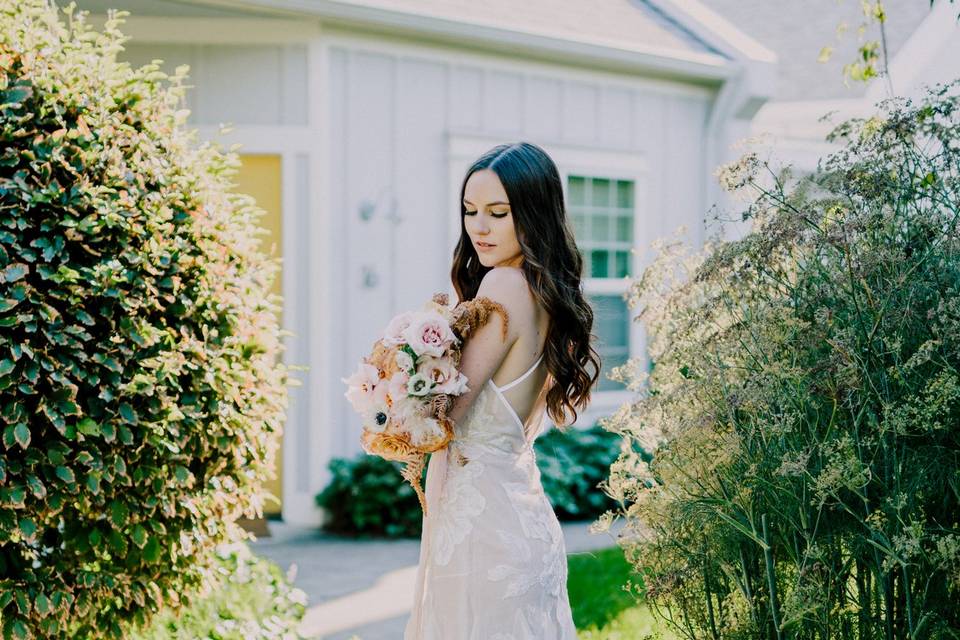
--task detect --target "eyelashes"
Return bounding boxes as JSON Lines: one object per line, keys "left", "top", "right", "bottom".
{"left": 464, "top": 211, "right": 508, "bottom": 218}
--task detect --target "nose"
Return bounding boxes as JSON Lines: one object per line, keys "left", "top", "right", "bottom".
{"left": 472, "top": 216, "right": 490, "bottom": 235}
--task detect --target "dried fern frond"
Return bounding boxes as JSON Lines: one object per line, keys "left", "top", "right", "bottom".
{"left": 399, "top": 453, "right": 428, "bottom": 515}
{"left": 451, "top": 296, "right": 510, "bottom": 342}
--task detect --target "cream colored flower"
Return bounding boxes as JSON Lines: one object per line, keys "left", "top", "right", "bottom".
{"left": 395, "top": 349, "right": 415, "bottom": 373}
{"left": 417, "top": 356, "right": 467, "bottom": 395}
{"left": 407, "top": 372, "right": 432, "bottom": 397}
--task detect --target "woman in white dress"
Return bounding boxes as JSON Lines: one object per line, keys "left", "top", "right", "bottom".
{"left": 404, "top": 142, "right": 602, "bottom": 639}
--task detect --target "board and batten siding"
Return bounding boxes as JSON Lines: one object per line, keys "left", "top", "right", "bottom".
{"left": 117, "top": 32, "right": 714, "bottom": 523}
{"left": 328, "top": 39, "right": 711, "bottom": 460}
{"left": 122, "top": 43, "right": 309, "bottom": 125}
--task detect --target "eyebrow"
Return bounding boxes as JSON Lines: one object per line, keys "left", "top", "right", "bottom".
{"left": 463, "top": 199, "right": 510, "bottom": 206}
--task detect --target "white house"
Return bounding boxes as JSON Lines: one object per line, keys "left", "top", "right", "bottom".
{"left": 76, "top": 0, "right": 776, "bottom": 525}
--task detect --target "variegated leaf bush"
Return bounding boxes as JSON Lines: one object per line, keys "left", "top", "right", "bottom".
{"left": 0, "top": 2, "right": 289, "bottom": 638}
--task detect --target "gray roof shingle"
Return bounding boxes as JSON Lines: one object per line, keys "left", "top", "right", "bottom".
{"left": 697, "top": 0, "right": 932, "bottom": 100}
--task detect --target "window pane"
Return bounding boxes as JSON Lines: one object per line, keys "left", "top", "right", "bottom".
{"left": 590, "top": 250, "right": 609, "bottom": 278}
{"left": 567, "top": 174, "right": 635, "bottom": 284}
{"left": 590, "top": 215, "right": 609, "bottom": 242}
{"left": 615, "top": 250, "right": 631, "bottom": 278}
{"left": 571, "top": 213, "right": 587, "bottom": 240}
{"left": 591, "top": 178, "right": 611, "bottom": 207}
{"left": 588, "top": 294, "right": 629, "bottom": 391}
{"left": 593, "top": 295, "right": 628, "bottom": 346}
{"left": 616, "top": 180, "right": 633, "bottom": 209}
{"left": 568, "top": 176, "right": 586, "bottom": 206}
{"left": 616, "top": 216, "right": 632, "bottom": 242}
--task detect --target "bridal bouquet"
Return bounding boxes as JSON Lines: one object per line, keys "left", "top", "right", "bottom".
{"left": 342, "top": 293, "right": 508, "bottom": 514}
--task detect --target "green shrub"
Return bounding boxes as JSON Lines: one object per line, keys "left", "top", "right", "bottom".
{"left": 0, "top": 3, "right": 287, "bottom": 638}
{"left": 603, "top": 82, "right": 960, "bottom": 639}
{"left": 316, "top": 454, "right": 424, "bottom": 538}
{"left": 536, "top": 424, "right": 635, "bottom": 521}
{"left": 129, "top": 542, "right": 307, "bottom": 640}
{"left": 317, "top": 424, "right": 628, "bottom": 537}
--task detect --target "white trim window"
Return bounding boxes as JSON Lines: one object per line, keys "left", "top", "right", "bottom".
{"left": 554, "top": 148, "right": 647, "bottom": 425}
{"left": 567, "top": 175, "right": 634, "bottom": 392}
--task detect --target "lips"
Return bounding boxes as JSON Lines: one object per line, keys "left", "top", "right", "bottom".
{"left": 476, "top": 241, "right": 495, "bottom": 247}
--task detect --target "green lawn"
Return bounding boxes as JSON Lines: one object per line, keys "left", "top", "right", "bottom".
{"left": 568, "top": 546, "right": 676, "bottom": 639}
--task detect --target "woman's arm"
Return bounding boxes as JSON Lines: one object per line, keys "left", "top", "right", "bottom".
{"left": 446, "top": 267, "right": 527, "bottom": 427}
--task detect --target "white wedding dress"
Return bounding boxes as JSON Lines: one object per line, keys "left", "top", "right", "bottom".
{"left": 404, "top": 354, "right": 578, "bottom": 639}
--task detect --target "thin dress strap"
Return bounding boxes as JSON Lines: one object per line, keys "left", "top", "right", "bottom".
{"left": 493, "top": 354, "right": 544, "bottom": 392}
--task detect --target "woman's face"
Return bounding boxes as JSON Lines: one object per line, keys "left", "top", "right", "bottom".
{"left": 462, "top": 169, "right": 523, "bottom": 269}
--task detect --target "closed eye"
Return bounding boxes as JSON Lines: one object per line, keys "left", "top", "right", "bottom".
{"left": 463, "top": 210, "right": 509, "bottom": 218}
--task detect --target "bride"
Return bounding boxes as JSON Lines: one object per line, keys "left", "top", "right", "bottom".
{"left": 404, "top": 141, "right": 601, "bottom": 639}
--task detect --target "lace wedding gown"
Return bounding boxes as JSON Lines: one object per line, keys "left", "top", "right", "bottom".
{"left": 404, "top": 354, "right": 578, "bottom": 639}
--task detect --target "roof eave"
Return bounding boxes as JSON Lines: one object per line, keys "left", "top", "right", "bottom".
{"left": 652, "top": 0, "right": 778, "bottom": 117}
{"left": 186, "top": 0, "right": 736, "bottom": 82}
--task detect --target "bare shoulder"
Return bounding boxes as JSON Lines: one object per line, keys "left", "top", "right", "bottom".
{"left": 476, "top": 267, "right": 534, "bottom": 341}
{"left": 477, "top": 267, "right": 532, "bottom": 307}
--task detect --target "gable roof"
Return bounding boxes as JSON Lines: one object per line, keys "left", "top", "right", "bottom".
{"left": 77, "top": 0, "right": 740, "bottom": 78}
{"left": 78, "top": 0, "right": 721, "bottom": 59}
{"left": 319, "top": 0, "right": 726, "bottom": 60}
{"left": 77, "top": 0, "right": 781, "bottom": 121}
{"left": 696, "top": 0, "right": 932, "bottom": 101}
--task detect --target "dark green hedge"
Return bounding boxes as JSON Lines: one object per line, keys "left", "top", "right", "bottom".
{"left": 535, "top": 424, "right": 638, "bottom": 521}
{"left": 0, "top": 3, "right": 288, "bottom": 638}
{"left": 316, "top": 455, "right": 424, "bottom": 538}
{"left": 316, "top": 424, "right": 629, "bottom": 538}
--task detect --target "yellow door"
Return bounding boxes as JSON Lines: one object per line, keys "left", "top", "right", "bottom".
{"left": 232, "top": 154, "right": 284, "bottom": 518}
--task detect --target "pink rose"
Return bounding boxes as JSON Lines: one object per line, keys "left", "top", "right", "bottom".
{"left": 402, "top": 311, "right": 456, "bottom": 358}
{"left": 382, "top": 311, "right": 414, "bottom": 346}
{"left": 417, "top": 357, "right": 468, "bottom": 395}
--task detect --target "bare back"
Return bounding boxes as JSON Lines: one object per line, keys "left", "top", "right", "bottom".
{"left": 488, "top": 270, "right": 550, "bottom": 433}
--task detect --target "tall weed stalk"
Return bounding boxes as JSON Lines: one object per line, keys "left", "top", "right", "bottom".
{"left": 601, "top": 82, "right": 960, "bottom": 639}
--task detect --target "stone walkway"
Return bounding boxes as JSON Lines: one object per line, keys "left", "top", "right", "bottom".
{"left": 250, "top": 518, "right": 625, "bottom": 640}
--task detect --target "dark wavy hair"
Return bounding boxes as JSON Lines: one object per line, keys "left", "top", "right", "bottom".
{"left": 450, "top": 141, "right": 601, "bottom": 428}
